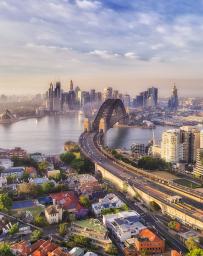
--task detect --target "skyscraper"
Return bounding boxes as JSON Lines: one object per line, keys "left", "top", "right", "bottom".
{"left": 133, "top": 87, "right": 158, "bottom": 108}
{"left": 103, "top": 87, "right": 113, "bottom": 100}
{"left": 70, "top": 80, "right": 74, "bottom": 91}
{"left": 168, "top": 84, "right": 179, "bottom": 111}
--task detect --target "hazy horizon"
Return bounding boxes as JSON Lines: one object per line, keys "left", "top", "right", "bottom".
{"left": 1, "top": 0, "right": 203, "bottom": 96}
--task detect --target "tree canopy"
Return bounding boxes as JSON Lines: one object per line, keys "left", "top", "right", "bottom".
{"left": 0, "top": 243, "right": 15, "bottom": 256}
{"left": 187, "top": 249, "right": 203, "bottom": 256}
{"left": 0, "top": 193, "right": 12, "bottom": 211}
{"left": 138, "top": 156, "right": 171, "bottom": 170}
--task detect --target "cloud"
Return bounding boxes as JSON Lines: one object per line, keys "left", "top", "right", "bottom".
{"left": 124, "top": 52, "right": 137, "bottom": 59}
{"left": 1, "top": 0, "right": 203, "bottom": 94}
{"left": 75, "top": 0, "right": 101, "bottom": 10}
{"left": 89, "top": 50, "right": 119, "bottom": 59}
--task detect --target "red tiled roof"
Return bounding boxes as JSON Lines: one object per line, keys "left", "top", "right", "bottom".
{"left": 11, "top": 240, "right": 70, "bottom": 256}
{"left": 49, "top": 191, "right": 85, "bottom": 211}
{"left": 138, "top": 228, "right": 161, "bottom": 242}
{"left": 11, "top": 240, "right": 46, "bottom": 256}
{"left": 48, "top": 247, "right": 70, "bottom": 256}
{"left": 32, "top": 240, "right": 58, "bottom": 256}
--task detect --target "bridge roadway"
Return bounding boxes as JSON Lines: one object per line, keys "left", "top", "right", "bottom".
{"left": 79, "top": 132, "right": 203, "bottom": 228}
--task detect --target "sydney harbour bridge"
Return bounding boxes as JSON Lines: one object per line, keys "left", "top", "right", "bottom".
{"left": 84, "top": 98, "right": 129, "bottom": 133}
{"left": 79, "top": 98, "right": 203, "bottom": 252}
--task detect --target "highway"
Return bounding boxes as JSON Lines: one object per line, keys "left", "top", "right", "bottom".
{"left": 79, "top": 132, "right": 203, "bottom": 227}
{"left": 79, "top": 132, "right": 190, "bottom": 253}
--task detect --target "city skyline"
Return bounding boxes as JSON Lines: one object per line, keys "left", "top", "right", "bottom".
{"left": 1, "top": 0, "right": 203, "bottom": 96}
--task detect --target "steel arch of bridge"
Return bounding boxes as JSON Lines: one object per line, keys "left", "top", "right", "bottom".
{"left": 92, "top": 98, "right": 128, "bottom": 131}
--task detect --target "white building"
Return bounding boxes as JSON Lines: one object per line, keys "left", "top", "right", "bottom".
{"left": 0, "top": 159, "right": 13, "bottom": 169}
{"left": 161, "top": 127, "right": 200, "bottom": 164}
{"left": 0, "top": 176, "right": 7, "bottom": 188}
{"left": 103, "top": 211, "right": 145, "bottom": 242}
{"left": 92, "top": 193, "right": 125, "bottom": 216}
{"left": 84, "top": 252, "right": 98, "bottom": 256}
{"left": 1, "top": 167, "right": 24, "bottom": 177}
{"left": 161, "top": 129, "right": 183, "bottom": 163}
{"left": 45, "top": 204, "right": 63, "bottom": 224}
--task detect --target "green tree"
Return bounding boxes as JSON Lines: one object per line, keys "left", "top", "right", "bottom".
{"left": 34, "top": 216, "right": 47, "bottom": 227}
{"left": 79, "top": 195, "right": 91, "bottom": 208}
{"left": 70, "top": 159, "right": 84, "bottom": 173}
{"left": 8, "top": 223, "right": 19, "bottom": 235}
{"left": 71, "top": 235, "right": 91, "bottom": 247}
{"left": 0, "top": 243, "right": 15, "bottom": 256}
{"left": 0, "top": 193, "right": 12, "bottom": 211}
{"left": 104, "top": 244, "right": 118, "bottom": 255}
{"left": 30, "top": 229, "right": 43, "bottom": 242}
{"left": 60, "top": 152, "right": 76, "bottom": 165}
{"left": 42, "top": 181, "right": 54, "bottom": 193}
{"left": 187, "top": 249, "right": 203, "bottom": 256}
{"left": 21, "top": 172, "right": 30, "bottom": 182}
{"left": 58, "top": 223, "right": 68, "bottom": 236}
{"left": 6, "top": 175, "right": 17, "bottom": 184}
{"left": 38, "top": 161, "right": 49, "bottom": 175}
{"left": 137, "top": 156, "right": 171, "bottom": 171}
{"left": 18, "top": 182, "right": 40, "bottom": 197}
{"left": 185, "top": 237, "right": 199, "bottom": 251}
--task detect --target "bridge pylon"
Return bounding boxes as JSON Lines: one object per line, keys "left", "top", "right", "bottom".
{"left": 83, "top": 118, "right": 92, "bottom": 132}
{"left": 99, "top": 118, "right": 107, "bottom": 133}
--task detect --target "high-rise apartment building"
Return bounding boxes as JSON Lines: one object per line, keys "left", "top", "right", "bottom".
{"left": 180, "top": 126, "right": 200, "bottom": 163}
{"left": 161, "top": 127, "right": 200, "bottom": 164}
{"left": 194, "top": 149, "right": 203, "bottom": 179}
{"left": 161, "top": 129, "right": 182, "bottom": 163}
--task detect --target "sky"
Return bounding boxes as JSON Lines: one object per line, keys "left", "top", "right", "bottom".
{"left": 1, "top": 0, "right": 203, "bottom": 96}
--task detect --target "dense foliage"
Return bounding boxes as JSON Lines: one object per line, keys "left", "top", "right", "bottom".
{"left": 0, "top": 193, "right": 12, "bottom": 211}
{"left": 30, "top": 229, "right": 43, "bottom": 242}
{"left": 0, "top": 243, "right": 15, "bottom": 256}
{"left": 138, "top": 156, "right": 171, "bottom": 170}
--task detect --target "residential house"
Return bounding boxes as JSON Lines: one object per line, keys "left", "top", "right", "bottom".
{"left": 9, "top": 147, "right": 27, "bottom": 159}
{"left": 69, "top": 218, "right": 112, "bottom": 248}
{"left": 45, "top": 204, "right": 63, "bottom": 224}
{"left": 50, "top": 192, "right": 88, "bottom": 218}
{"left": 29, "top": 177, "right": 55, "bottom": 186}
{"left": 135, "top": 228, "right": 165, "bottom": 253}
{"left": 69, "top": 174, "right": 104, "bottom": 200}
{"left": 103, "top": 211, "right": 145, "bottom": 242}
{"left": 69, "top": 247, "right": 84, "bottom": 256}
{"left": 25, "top": 167, "right": 37, "bottom": 178}
{"left": 47, "top": 169, "right": 61, "bottom": 178}
{"left": 92, "top": 193, "right": 125, "bottom": 216}
{"left": 1, "top": 167, "right": 24, "bottom": 177}
{"left": 11, "top": 239, "right": 70, "bottom": 256}
{"left": 0, "top": 158, "right": 13, "bottom": 169}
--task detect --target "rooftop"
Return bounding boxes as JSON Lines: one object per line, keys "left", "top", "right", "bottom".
{"left": 73, "top": 218, "right": 107, "bottom": 234}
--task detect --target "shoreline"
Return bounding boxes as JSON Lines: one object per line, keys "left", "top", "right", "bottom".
{"left": 0, "top": 110, "right": 82, "bottom": 125}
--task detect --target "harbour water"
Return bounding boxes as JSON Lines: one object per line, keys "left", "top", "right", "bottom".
{"left": 0, "top": 113, "right": 168, "bottom": 154}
